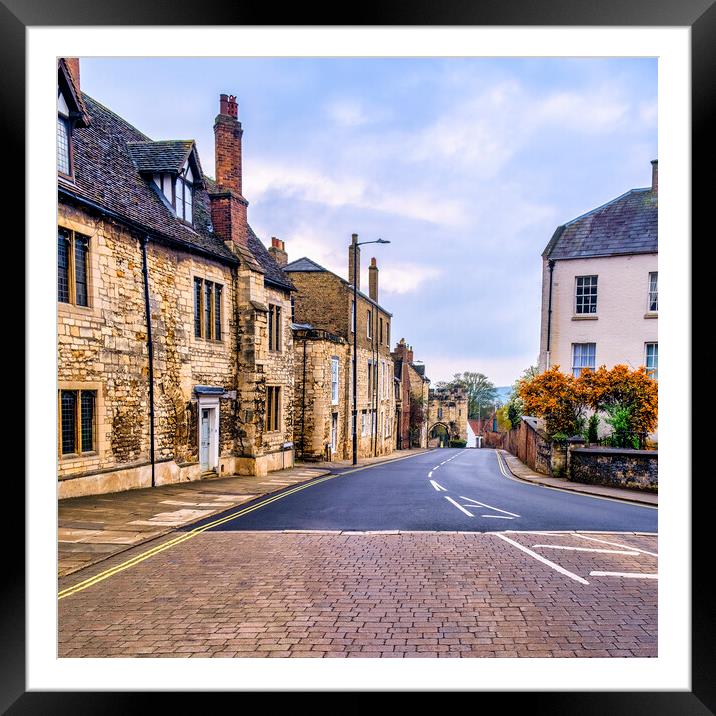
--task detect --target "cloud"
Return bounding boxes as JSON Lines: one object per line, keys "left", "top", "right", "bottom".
{"left": 378, "top": 263, "right": 442, "bottom": 295}
{"left": 249, "top": 161, "right": 467, "bottom": 227}
{"left": 324, "top": 98, "right": 375, "bottom": 127}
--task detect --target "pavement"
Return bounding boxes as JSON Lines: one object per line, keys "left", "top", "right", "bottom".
{"left": 57, "top": 465, "right": 330, "bottom": 577}
{"left": 57, "top": 448, "right": 430, "bottom": 577}
{"left": 58, "top": 530, "right": 657, "bottom": 658}
{"left": 499, "top": 449, "right": 658, "bottom": 506}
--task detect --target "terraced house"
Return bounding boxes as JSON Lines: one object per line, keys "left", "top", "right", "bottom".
{"left": 285, "top": 239, "right": 396, "bottom": 461}
{"left": 57, "top": 58, "right": 295, "bottom": 498}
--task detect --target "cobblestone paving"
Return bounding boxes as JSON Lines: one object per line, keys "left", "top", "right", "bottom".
{"left": 58, "top": 531, "right": 657, "bottom": 658}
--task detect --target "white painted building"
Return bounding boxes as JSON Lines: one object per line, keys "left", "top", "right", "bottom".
{"left": 538, "top": 161, "right": 658, "bottom": 380}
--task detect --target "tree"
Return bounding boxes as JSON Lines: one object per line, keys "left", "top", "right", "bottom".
{"left": 444, "top": 372, "right": 497, "bottom": 419}
{"left": 578, "top": 364, "right": 658, "bottom": 437}
{"left": 496, "top": 405, "right": 512, "bottom": 432}
{"left": 517, "top": 365, "right": 588, "bottom": 439}
{"left": 409, "top": 397, "right": 426, "bottom": 447}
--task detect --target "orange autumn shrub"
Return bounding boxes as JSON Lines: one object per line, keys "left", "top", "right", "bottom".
{"left": 578, "top": 364, "right": 658, "bottom": 435}
{"left": 517, "top": 365, "right": 588, "bottom": 438}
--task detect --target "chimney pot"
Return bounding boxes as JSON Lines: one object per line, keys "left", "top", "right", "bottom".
{"left": 369, "top": 256, "right": 379, "bottom": 302}
{"left": 651, "top": 159, "right": 658, "bottom": 196}
{"left": 268, "top": 236, "right": 288, "bottom": 266}
{"left": 211, "top": 92, "right": 248, "bottom": 248}
{"left": 348, "top": 234, "right": 361, "bottom": 289}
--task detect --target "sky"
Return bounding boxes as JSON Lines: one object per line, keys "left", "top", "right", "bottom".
{"left": 79, "top": 57, "right": 657, "bottom": 386}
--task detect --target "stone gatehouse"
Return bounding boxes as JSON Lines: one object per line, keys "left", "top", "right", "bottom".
{"left": 427, "top": 386, "right": 468, "bottom": 447}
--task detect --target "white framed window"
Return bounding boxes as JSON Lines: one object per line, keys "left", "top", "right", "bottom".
{"left": 575, "top": 275, "right": 598, "bottom": 314}
{"left": 572, "top": 343, "right": 596, "bottom": 377}
{"left": 361, "top": 411, "right": 366, "bottom": 437}
{"left": 351, "top": 300, "right": 355, "bottom": 333}
{"left": 648, "top": 272, "right": 658, "bottom": 312}
{"left": 367, "top": 309, "right": 372, "bottom": 338}
{"left": 645, "top": 343, "right": 658, "bottom": 379}
{"left": 331, "top": 356, "right": 339, "bottom": 405}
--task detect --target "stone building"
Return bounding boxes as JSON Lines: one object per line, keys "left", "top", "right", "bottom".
{"left": 392, "top": 339, "right": 430, "bottom": 449}
{"left": 57, "top": 58, "right": 295, "bottom": 498}
{"left": 285, "top": 237, "right": 396, "bottom": 461}
{"left": 427, "top": 386, "right": 468, "bottom": 447}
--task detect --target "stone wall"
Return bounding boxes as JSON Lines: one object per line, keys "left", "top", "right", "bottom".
{"left": 569, "top": 447, "right": 658, "bottom": 492}
{"left": 58, "top": 200, "right": 295, "bottom": 497}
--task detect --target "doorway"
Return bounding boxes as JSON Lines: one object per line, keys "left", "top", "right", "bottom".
{"left": 199, "top": 403, "right": 219, "bottom": 472}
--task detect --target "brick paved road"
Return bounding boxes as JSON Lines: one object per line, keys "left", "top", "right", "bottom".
{"left": 59, "top": 530, "right": 657, "bottom": 658}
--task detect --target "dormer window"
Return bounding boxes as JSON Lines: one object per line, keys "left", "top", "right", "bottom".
{"left": 176, "top": 164, "right": 193, "bottom": 224}
{"left": 57, "top": 91, "right": 72, "bottom": 176}
{"left": 152, "top": 163, "right": 194, "bottom": 225}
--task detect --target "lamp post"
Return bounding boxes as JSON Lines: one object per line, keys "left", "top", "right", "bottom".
{"left": 352, "top": 236, "right": 390, "bottom": 466}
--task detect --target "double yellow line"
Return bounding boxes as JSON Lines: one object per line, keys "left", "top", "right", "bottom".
{"left": 59, "top": 449, "right": 434, "bottom": 600}
{"left": 58, "top": 473, "right": 338, "bottom": 600}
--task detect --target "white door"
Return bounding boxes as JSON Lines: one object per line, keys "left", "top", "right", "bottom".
{"left": 200, "top": 408, "right": 211, "bottom": 470}
{"left": 331, "top": 413, "right": 338, "bottom": 454}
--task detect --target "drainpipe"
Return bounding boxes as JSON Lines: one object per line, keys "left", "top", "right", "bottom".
{"left": 140, "top": 235, "right": 156, "bottom": 488}
{"left": 300, "top": 335, "right": 307, "bottom": 458}
{"left": 545, "top": 259, "right": 556, "bottom": 365}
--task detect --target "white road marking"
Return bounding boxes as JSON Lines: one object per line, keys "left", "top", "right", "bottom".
{"left": 532, "top": 544, "right": 640, "bottom": 555}
{"left": 576, "top": 534, "right": 658, "bottom": 557}
{"left": 428, "top": 471, "right": 433, "bottom": 478}
{"left": 494, "top": 533, "right": 590, "bottom": 585}
{"left": 430, "top": 480, "right": 448, "bottom": 492}
{"left": 460, "top": 496, "right": 520, "bottom": 518}
{"left": 481, "top": 515, "right": 514, "bottom": 519}
{"left": 444, "top": 496, "right": 473, "bottom": 517}
{"left": 433, "top": 466, "right": 440, "bottom": 470}
{"left": 589, "top": 571, "right": 658, "bottom": 579}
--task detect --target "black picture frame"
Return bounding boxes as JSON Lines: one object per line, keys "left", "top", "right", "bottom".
{"left": 5, "top": 0, "right": 708, "bottom": 711}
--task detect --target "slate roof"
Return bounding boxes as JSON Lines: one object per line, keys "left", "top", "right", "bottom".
{"left": 60, "top": 93, "right": 237, "bottom": 263}
{"left": 543, "top": 187, "right": 658, "bottom": 260}
{"left": 284, "top": 256, "right": 392, "bottom": 316}
{"left": 247, "top": 225, "right": 295, "bottom": 292}
{"left": 283, "top": 257, "right": 326, "bottom": 272}
{"left": 59, "top": 92, "right": 295, "bottom": 294}
{"left": 126, "top": 140, "right": 198, "bottom": 175}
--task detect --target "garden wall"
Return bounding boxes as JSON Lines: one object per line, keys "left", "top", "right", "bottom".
{"left": 568, "top": 447, "right": 658, "bottom": 492}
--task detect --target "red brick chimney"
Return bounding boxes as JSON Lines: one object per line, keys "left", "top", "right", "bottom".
{"left": 268, "top": 237, "right": 288, "bottom": 266}
{"left": 651, "top": 159, "right": 658, "bottom": 196}
{"left": 407, "top": 345, "right": 414, "bottom": 363}
{"left": 348, "top": 233, "right": 361, "bottom": 289}
{"left": 64, "top": 58, "right": 80, "bottom": 88}
{"left": 210, "top": 94, "right": 249, "bottom": 248}
{"left": 368, "top": 257, "right": 379, "bottom": 302}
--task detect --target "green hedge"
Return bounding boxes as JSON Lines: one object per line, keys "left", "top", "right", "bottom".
{"left": 449, "top": 439, "right": 467, "bottom": 448}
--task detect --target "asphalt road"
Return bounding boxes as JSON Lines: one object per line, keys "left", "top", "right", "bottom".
{"left": 192, "top": 448, "right": 657, "bottom": 533}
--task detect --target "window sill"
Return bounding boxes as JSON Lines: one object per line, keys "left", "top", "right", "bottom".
{"left": 60, "top": 451, "right": 98, "bottom": 461}
{"left": 644, "top": 312, "right": 658, "bottom": 319}
{"left": 571, "top": 315, "right": 598, "bottom": 321}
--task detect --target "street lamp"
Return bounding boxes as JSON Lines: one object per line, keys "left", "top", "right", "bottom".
{"left": 352, "top": 236, "right": 390, "bottom": 466}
